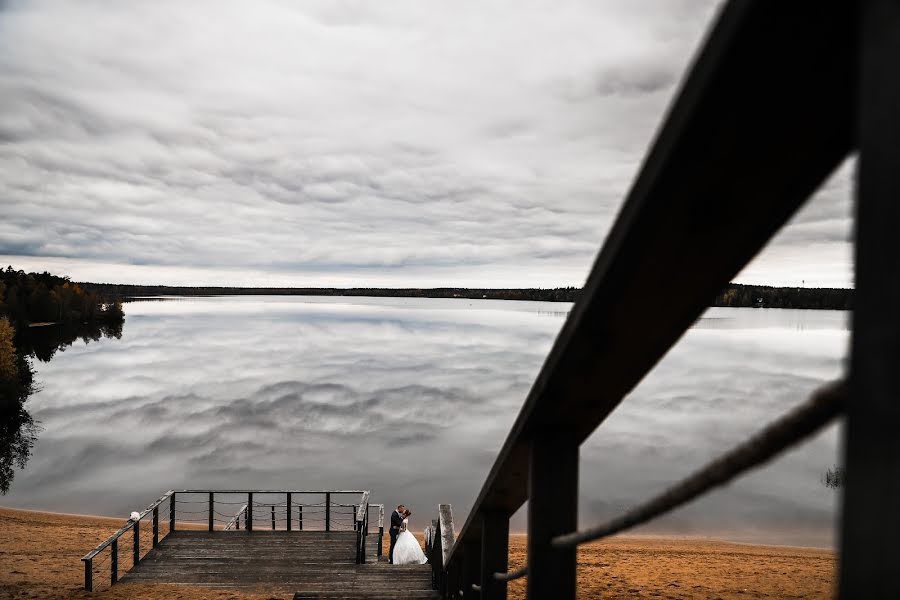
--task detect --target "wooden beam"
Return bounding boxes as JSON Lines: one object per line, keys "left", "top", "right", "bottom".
{"left": 527, "top": 436, "right": 578, "bottom": 599}
{"left": 480, "top": 511, "right": 509, "bottom": 600}
{"left": 450, "top": 0, "right": 855, "bottom": 555}
{"left": 839, "top": 0, "right": 900, "bottom": 595}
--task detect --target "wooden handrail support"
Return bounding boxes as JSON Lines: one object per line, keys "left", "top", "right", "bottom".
{"left": 436, "top": 1, "right": 864, "bottom": 597}
{"left": 355, "top": 491, "right": 370, "bottom": 564}
{"left": 81, "top": 490, "right": 174, "bottom": 591}
{"left": 223, "top": 504, "right": 248, "bottom": 531}
{"left": 429, "top": 504, "right": 455, "bottom": 594}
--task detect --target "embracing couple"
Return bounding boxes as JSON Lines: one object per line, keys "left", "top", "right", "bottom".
{"left": 388, "top": 504, "right": 428, "bottom": 565}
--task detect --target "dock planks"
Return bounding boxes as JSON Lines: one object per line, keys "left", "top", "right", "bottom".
{"left": 121, "top": 530, "right": 437, "bottom": 599}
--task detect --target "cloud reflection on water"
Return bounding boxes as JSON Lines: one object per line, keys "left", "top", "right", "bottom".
{"left": 4, "top": 297, "right": 846, "bottom": 547}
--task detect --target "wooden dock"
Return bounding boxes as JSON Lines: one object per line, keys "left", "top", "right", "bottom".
{"left": 81, "top": 490, "right": 442, "bottom": 599}
{"left": 121, "top": 530, "right": 436, "bottom": 599}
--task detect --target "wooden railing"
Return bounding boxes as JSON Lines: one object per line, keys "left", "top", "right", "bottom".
{"left": 430, "top": 1, "right": 898, "bottom": 598}
{"left": 81, "top": 489, "right": 370, "bottom": 590}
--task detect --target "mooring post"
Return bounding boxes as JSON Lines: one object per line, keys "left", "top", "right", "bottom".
{"left": 152, "top": 506, "right": 159, "bottom": 547}
{"left": 326, "top": 492, "right": 331, "bottom": 532}
{"left": 299, "top": 504, "right": 303, "bottom": 530}
{"left": 208, "top": 492, "right": 214, "bottom": 531}
{"left": 528, "top": 434, "right": 578, "bottom": 599}
{"left": 840, "top": 2, "right": 900, "bottom": 595}
{"left": 247, "top": 492, "right": 253, "bottom": 531}
{"left": 133, "top": 519, "right": 140, "bottom": 567}
{"left": 111, "top": 538, "right": 118, "bottom": 585}
{"left": 286, "top": 493, "right": 292, "bottom": 531}
{"left": 481, "top": 510, "right": 510, "bottom": 599}
{"left": 169, "top": 492, "right": 176, "bottom": 532}
{"left": 83, "top": 558, "right": 92, "bottom": 592}
{"left": 271, "top": 505, "right": 276, "bottom": 530}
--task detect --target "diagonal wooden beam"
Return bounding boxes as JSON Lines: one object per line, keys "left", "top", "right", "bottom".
{"left": 450, "top": 0, "right": 855, "bottom": 557}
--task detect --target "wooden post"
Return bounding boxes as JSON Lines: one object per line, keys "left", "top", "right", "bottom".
{"left": 271, "top": 505, "right": 276, "bottom": 530}
{"left": 152, "top": 507, "right": 159, "bottom": 547}
{"left": 236, "top": 511, "right": 240, "bottom": 530}
{"left": 840, "top": 2, "right": 900, "bottom": 595}
{"left": 299, "top": 504, "right": 303, "bottom": 530}
{"left": 527, "top": 435, "right": 578, "bottom": 599}
{"left": 461, "top": 540, "right": 482, "bottom": 598}
{"left": 353, "top": 505, "right": 358, "bottom": 531}
{"left": 83, "top": 558, "right": 92, "bottom": 592}
{"left": 247, "top": 493, "right": 253, "bottom": 531}
{"left": 133, "top": 520, "right": 140, "bottom": 567}
{"left": 325, "top": 492, "right": 331, "bottom": 532}
{"left": 169, "top": 493, "right": 176, "bottom": 532}
{"left": 378, "top": 506, "right": 385, "bottom": 558}
{"left": 111, "top": 539, "right": 118, "bottom": 585}
{"left": 208, "top": 492, "right": 214, "bottom": 531}
{"left": 481, "top": 511, "right": 509, "bottom": 600}
{"left": 286, "top": 493, "right": 292, "bottom": 531}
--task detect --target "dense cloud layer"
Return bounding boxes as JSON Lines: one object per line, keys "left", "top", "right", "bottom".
{"left": 0, "top": 0, "right": 853, "bottom": 287}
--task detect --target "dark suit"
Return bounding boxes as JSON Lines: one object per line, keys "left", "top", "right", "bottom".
{"left": 388, "top": 510, "right": 403, "bottom": 564}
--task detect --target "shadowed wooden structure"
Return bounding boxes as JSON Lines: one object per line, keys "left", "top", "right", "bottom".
{"left": 81, "top": 490, "right": 437, "bottom": 599}
{"left": 426, "top": 1, "right": 899, "bottom": 599}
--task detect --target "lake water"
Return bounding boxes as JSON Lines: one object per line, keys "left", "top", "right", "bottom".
{"left": 4, "top": 296, "right": 847, "bottom": 547}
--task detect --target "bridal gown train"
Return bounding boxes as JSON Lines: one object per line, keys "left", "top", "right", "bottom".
{"left": 392, "top": 518, "right": 428, "bottom": 565}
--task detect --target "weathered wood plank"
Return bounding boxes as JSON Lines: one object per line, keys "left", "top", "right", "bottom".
{"left": 119, "top": 530, "right": 435, "bottom": 598}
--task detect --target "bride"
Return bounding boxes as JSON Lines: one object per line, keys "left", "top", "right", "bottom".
{"left": 391, "top": 509, "right": 428, "bottom": 565}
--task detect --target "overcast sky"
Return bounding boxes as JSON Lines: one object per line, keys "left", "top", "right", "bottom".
{"left": 0, "top": 0, "right": 854, "bottom": 288}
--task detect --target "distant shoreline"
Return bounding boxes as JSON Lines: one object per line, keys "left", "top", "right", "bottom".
{"left": 80, "top": 282, "right": 854, "bottom": 310}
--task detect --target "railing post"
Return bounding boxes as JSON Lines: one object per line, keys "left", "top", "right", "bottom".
{"left": 527, "top": 434, "right": 578, "bottom": 599}
{"left": 299, "top": 504, "right": 303, "bottom": 530}
{"left": 236, "top": 510, "right": 241, "bottom": 530}
{"left": 247, "top": 492, "right": 253, "bottom": 531}
{"left": 169, "top": 492, "right": 176, "bottom": 532}
{"left": 152, "top": 506, "right": 159, "bottom": 547}
{"left": 287, "top": 493, "right": 292, "bottom": 531}
{"left": 840, "top": 3, "right": 900, "bottom": 595}
{"left": 83, "top": 558, "right": 92, "bottom": 592}
{"left": 325, "top": 492, "right": 331, "bottom": 532}
{"left": 133, "top": 520, "right": 140, "bottom": 567}
{"left": 353, "top": 505, "right": 358, "bottom": 531}
{"left": 377, "top": 506, "right": 385, "bottom": 558}
{"left": 208, "top": 492, "right": 214, "bottom": 532}
{"left": 481, "top": 510, "right": 509, "bottom": 600}
{"left": 111, "top": 538, "right": 118, "bottom": 585}
{"left": 271, "top": 505, "right": 276, "bottom": 530}
{"left": 461, "top": 539, "right": 482, "bottom": 598}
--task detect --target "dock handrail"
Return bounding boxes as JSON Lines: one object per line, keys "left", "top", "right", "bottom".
{"left": 355, "top": 491, "right": 370, "bottom": 564}
{"left": 429, "top": 1, "right": 896, "bottom": 598}
{"left": 223, "top": 504, "right": 247, "bottom": 531}
{"left": 80, "top": 489, "right": 371, "bottom": 591}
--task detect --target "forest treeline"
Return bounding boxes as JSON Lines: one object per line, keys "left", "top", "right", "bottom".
{"left": 1, "top": 266, "right": 124, "bottom": 328}
{"left": 0, "top": 267, "right": 125, "bottom": 494}
{"left": 80, "top": 282, "right": 853, "bottom": 310}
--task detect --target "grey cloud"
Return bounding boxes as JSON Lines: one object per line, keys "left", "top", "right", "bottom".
{"left": 0, "top": 0, "right": 849, "bottom": 287}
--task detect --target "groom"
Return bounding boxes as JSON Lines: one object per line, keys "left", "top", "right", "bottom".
{"left": 388, "top": 504, "right": 405, "bottom": 564}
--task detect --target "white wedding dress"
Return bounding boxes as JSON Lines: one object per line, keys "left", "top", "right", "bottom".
{"left": 392, "top": 518, "right": 428, "bottom": 565}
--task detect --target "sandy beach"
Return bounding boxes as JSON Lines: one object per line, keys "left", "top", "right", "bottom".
{"left": 0, "top": 506, "right": 834, "bottom": 599}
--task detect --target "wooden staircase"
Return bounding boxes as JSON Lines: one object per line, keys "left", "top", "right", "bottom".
{"left": 122, "top": 530, "right": 437, "bottom": 599}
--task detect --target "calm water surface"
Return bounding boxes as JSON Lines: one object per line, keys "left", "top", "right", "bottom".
{"left": 4, "top": 297, "right": 847, "bottom": 547}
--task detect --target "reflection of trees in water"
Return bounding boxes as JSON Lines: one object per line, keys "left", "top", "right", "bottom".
{"left": 0, "top": 318, "right": 124, "bottom": 494}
